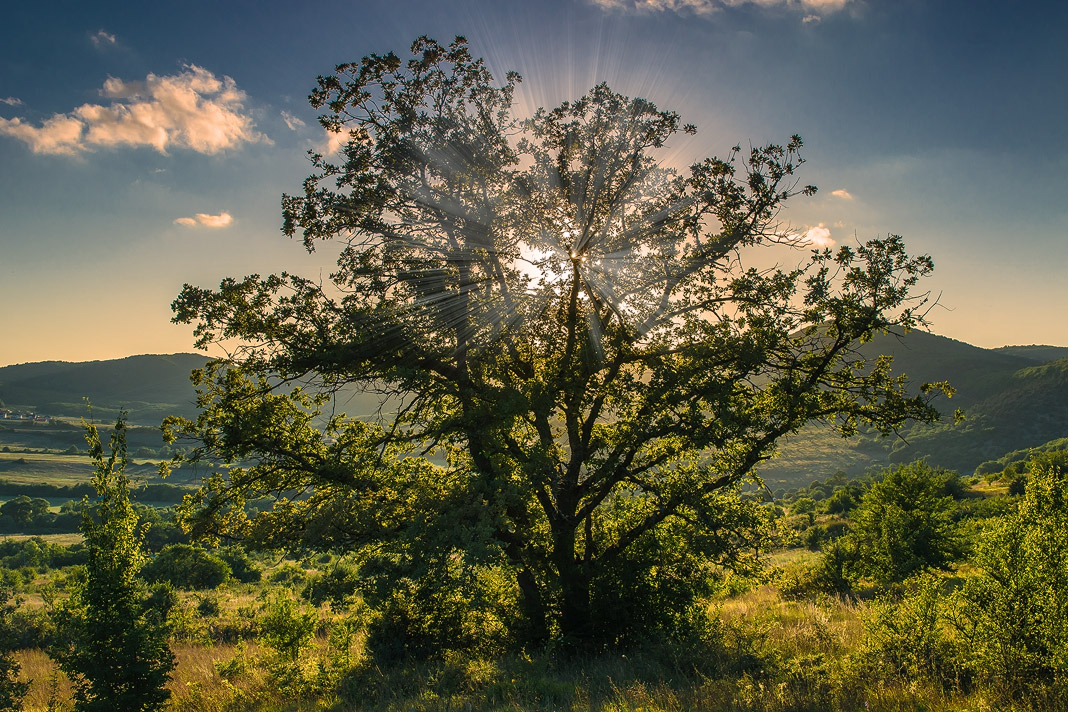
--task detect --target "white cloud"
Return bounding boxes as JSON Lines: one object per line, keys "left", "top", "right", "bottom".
{"left": 0, "top": 115, "right": 85, "bottom": 155}
{"left": 802, "top": 14, "right": 821, "bottom": 23}
{"left": 281, "top": 111, "right": 306, "bottom": 131}
{"left": 0, "top": 97, "right": 22, "bottom": 106}
{"left": 831, "top": 189, "right": 854, "bottom": 200}
{"left": 0, "top": 65, "right": 268, "bottom": 156}
{"left": 174, "top": 212, "right": 233, "bottom": 228}
{"left": 590, "top": 0, "right": 851, "bottom": 16}
{"left": 90, "top": 30, "right": 117, "bottom": 48}
{"left": 318, "top": 128, "right": 350, "bottom": 155}
{"left": 797, "top": 222, "right": 835, "bottom": 248}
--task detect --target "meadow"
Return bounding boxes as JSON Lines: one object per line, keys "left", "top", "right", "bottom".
{"left": 3, "top": 451, "right": 1066, "bottom": 712}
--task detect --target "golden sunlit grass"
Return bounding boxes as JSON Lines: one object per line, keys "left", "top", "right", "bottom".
{"left": 7, "top": 581, "right": 1045, "bottom": 712}
{"left": 1, "top": 533, "right": 83, "bottom": 546}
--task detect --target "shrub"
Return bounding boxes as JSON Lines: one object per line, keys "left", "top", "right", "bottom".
{"left": 0, "top": 581, "right": 29, "bottom": 710}
{"left": 849, "top": 462, "right": 959, "bottom": 585}
{"left": 269, "top": 563, "right": 307, "bottom": 587}
{"left": 302, "top": 563, "right": 359, "bottom": 607}
{"left": 860, "top": 572, "right": 955, "bottom": 684}
{"left": 955, "top": 457, "right": 1068, "bottom": 692}
{"left": 216, "top": 546, "right": 261, "bottom": 584}
{"left": 142, "top": 543, "right": 231, "bottom": 590}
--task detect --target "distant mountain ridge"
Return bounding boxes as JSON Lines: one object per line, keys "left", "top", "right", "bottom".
{"left": 2, "top": 335, "right": 1067, "bottom": 481}
{"left": 761, "top": 331, "right": 1068, "bottom": 485}
{"left": 0, "top": 353, "right": 210, "bottom": 423}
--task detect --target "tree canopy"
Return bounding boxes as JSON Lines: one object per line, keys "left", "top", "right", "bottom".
{"left": 168, "top": 36, "right": 948, "bottom": 648}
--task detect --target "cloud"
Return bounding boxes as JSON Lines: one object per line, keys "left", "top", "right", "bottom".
{"left": 831, "top": 189, "right": 854, "bottom": 200}
{"left": 590, "top": 0, "right": 717, "bottom": 15}
{"left": 90, "top": 30, "right": 117, "bottom": 48}
{"left": 589, "top": 0, "right": 851, "bottom": 16}
{"left": 318, "top": 128, "right": 350, "bottom": 155}
{"left": 174, "top": 212, "right": 233, "bottom": 228}
{"left": 0, "top": 97, "right": 22, "bottom": 107}
{"left": 280, "top": 111, "right": 306, "bottom": 131}
{"left": 0, "top": 65, "right": 268, "bottom": 156}
{"left": 796, "top": 222, "right": 835, "bottom": 248}
{"left": 802, "top": 14, "right": 821, "bottom": 23}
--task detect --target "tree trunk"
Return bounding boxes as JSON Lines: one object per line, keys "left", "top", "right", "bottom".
{"left": 516, "top": 567, "right": 549, "bottom": 645}
{"left": 552, "top": 521, "right": 593, "bottom": 647}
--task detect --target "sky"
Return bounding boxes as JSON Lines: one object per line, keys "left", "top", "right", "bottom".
{"left": 1, "top": 0, "right": 1065, "bottom": 366}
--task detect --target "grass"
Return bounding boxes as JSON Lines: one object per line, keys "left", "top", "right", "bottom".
{"left": 7, "top": 577, "right": 1060, "bottom": 712}
{"left": 1, "top": 532, "right": 83, "bottom": 546}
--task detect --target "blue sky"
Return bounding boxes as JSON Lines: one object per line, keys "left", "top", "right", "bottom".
{"left": 1, "top": 0, "right": 1065, "bottom": 365}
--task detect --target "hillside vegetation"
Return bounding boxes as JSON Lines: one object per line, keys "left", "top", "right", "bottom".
{"left": 3, "top": 333, "right": 1068, "bottom": 492}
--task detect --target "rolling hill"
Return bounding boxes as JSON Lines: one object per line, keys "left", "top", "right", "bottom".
{"left": 3, "top": 333, "right": 1067, "bottom": 487}
{"left": 759, "top": 331, "right": 1068, "bottom": 487}
{"left": 0, "top": 353, "right": 210, "bottom": 424}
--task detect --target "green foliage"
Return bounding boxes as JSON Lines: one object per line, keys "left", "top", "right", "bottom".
{"left": 0, "top": 580, "right": 29, "bottom": 712}
{"left": 167, "top": 36, "right": 945, "bottom": 650}
{"left": 849, "top": 462, "right": 959, "bottom": 585}
{"left": 956, "top": 456, "right": 1068, "bottom": 691}
{"left": 216, "top": 545, "right": 261, "bottom": 583}
{"left": 260, "top": 593, "right": 318, "bottom": 662}
{"left": 0, "top": 495, "right": 49, "bottom": 528}
{"left": 302, "top": 563, "right": 359, "bottom": 607}
{"left": 141, "top": 543, "right": 231, "bottom": 590}
{"left": 50, "top": 416, "right": 175, "bottom": 712}
{"left": 859, "top": 572, "right": 955, "bottom": 684}
{"left": 0, "top": 537, "right": 86, "bottom": 570}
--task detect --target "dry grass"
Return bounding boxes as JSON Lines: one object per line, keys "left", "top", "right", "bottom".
{"left": 1, "top": 533, "right": 83, "bottom": 546}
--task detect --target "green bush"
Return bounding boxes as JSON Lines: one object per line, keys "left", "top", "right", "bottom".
{"left": 216, "top": 546, "right": 261, "bottom": 584}
{"left": 859, "top": 572, "right": 955, "bottom": 684}
{"left": 849, "top": 462, "right": 959, "bottom": 585}
{"left": 302, "top": 563, "right": 359, "bottom": 607}
{"left": 0, "top": 582, "right": 29, "bottom": 710}
{"left": 269, "top": 563, "right": 307, "bottom": 587}
{"left": 142, "top": 544, "right": 231, "bottom": 590}
{"left": 956, "top": 456, "right": 1068, "bottom": 692}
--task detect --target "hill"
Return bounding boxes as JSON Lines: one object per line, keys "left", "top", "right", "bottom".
{"left": 0, "top": 353, "right": 209, "bottom": 424}
{"left": 3, "top": 335, "right": 1068, "bottom": 487}
{"left": 991, "top": 344, "right": 1068, "bottom": 363}
{"left": 760, "top": 331, "right": 1068, "bottom": 487}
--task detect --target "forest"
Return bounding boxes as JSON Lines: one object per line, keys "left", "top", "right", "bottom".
{"left": 3, "top": 36, "right": 1067, "bottom": 711}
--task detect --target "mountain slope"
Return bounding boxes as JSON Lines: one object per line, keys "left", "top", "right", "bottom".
{"left": 0, "top": 354, "right": 209, "bottom": 423}
{"left": 761, "top": 332, "right": 1068, "bottom": 485}
{"left": 3, "top": 334, "right": 1067, "bottom": 480}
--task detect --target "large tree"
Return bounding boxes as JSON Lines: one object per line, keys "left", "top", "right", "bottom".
{"left": 169, "top": 36, "right": 947, "bottom": 647}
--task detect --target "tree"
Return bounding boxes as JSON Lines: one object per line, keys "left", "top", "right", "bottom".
{"left": 168, "top": 36, "right": 947, "bottom": 648}
{"left": 141, "top": 543, "right": 231, "bottom": 590}
{"left": 0, "top": 580, "right": 29, "bottom": 712}
{"left": 849, "top": 462, "right": 959, "bottom": 585}
{"left": 51, "top": 417, "right": 175, "bottom": 711}
{"left": 0, "top": 496, "right": 50, "bottom": 530}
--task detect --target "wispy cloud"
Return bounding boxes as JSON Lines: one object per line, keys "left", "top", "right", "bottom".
{"left": 831, "top": 189, "right": 854, "bottom": 200}
{"left": 174, "top": 212, "right": 234, "bottom": 228}
{"left": 90, "top": 30, "right": 117, "bottom": 48}
{"left": 0, "top": 65, "right": 268, "bottom": 156}
{"left": 0, "top": 97, "right": 22, "bottom": 107}
{"left": 590, "top": 0, "right": 851, "bottom": 17}
{"left": 280, "top": 111, "right": 306, "bottom": 131}
{"left": 590, "top": 0, "right": 717, "bottom": 15}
